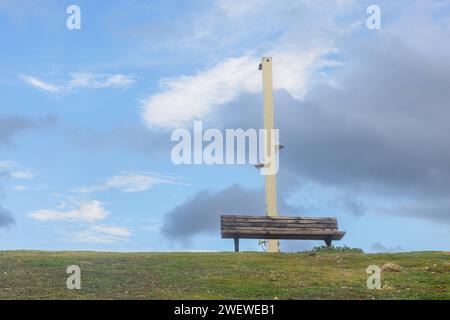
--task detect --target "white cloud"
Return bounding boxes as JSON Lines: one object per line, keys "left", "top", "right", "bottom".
{"left": 13, "top": 185, "right": 28, "bottom": 192}
{"left": 19, "top": 75, "right": 61, "bottom": 93}
{"left": 8, "top": 169, "right": 35, "bottom": 179}
{"left": 72, "top": 224, "right": 132, "bottom": 244}
{"left": 142, "top": 55, "right": 259, "bottom": 128}
{"left": 13, "top": 184, "right": 47, "bottom": 192}
{"left": 139, "top": 0, "right": 356, "bottom": 129}
{"left": 67, "top": 73, "right": 136, "bottom": 89}
{"left": 28, "top": 200, "right": 108, "bottom": 222}
{"left": 217, "top": 0, "right": 272, "bottom": 18}
{"left": 0, "top": 161, "right": 36, "bottom": 179}
{"left": 92, "top": 225, "right": 131, "bottom": 237}
{"left": 0, "top": 161, "right": 16, "bottom": 170}
{"left": 371, "top": 242, "right": 405, "bottom": 253}
{"left": 20, "top": 73, "right": 136, "bottom": 93}
{"left": 72, "top": 172, "right": 183, "bottom": 193}
{"left": 141, "top": 50, "right": 330, "bottom": 128}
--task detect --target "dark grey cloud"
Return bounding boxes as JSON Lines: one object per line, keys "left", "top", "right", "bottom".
{"left": 161, "top": 31, "right": 450, "bottom": 243}
{"left": 281, "top": 39, "right": 450, "bottom": 196}
{"left": 0, "top": 205, "right": 14, "bottom": 228}
{"left": 0, "top": 114, "right": 57, "bottom": 145}
{"left": 162, "top": 9, "right": 450, "bottom": 241}
{"left": 161, "top": 28, "right": 450, "bottom": 245}
{"left": 162, "top": 184, "right": 299, "bottom": 241}
{"left": 0, "top": 114, "right": 54, "bottom": 227}
{"left": 210, "top": 32, "right": 450, "bottom": 225}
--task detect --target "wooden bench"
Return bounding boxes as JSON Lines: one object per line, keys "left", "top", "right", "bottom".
{"left": 221, "top": 215, "right": 346, "bottom": 252}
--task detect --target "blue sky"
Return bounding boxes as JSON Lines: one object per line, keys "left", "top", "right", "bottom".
{"left": 0, "top": 0, "right": 449, "bottom": 253}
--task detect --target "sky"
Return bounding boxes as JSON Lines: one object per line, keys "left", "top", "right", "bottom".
{"left": 0, "top": 0, "right": 449, "bottom": 253}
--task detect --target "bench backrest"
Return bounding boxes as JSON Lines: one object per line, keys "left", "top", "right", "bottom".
{"left": 221, "top": 215, "right": 340, "bottom": 240}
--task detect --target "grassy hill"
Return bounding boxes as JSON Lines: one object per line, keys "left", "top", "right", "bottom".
{"left": 0, "top": 250, "right": 448, "bottom": 300}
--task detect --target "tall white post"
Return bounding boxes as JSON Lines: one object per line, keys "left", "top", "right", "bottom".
{"left": 261, "top": 57, "right": 280, "bottom": 253}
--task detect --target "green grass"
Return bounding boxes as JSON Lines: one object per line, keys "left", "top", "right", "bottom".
{"left": 0, "top": 250, "right": 448, "bottom": 300}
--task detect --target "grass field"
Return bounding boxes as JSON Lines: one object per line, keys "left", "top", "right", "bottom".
{"left": 0, "top": 250, "right": 448, "bottom": 300}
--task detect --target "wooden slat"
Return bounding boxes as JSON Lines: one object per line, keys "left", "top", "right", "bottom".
{"left": 222, "top": 229, "right": 343, "bottom": 236}
{"left": 222, "top": 234, "right": 345, "bottom": 240}
{"left": 221, "top": 222, "right": 337, "bottom": 229}
{"left": 222, "top": 231, "right": 346, "bottom": 240}
{"left": 222, "top": 227, "right": 338, "bottom": 232}
{"left": 221, "top": 217, "right": 338, "bottom": 229}
{"left": 220, "top": 217, "right": 337, "bottom": 223}
{"left": 221, "top": 215, "right": 337, "bottom": 219}
{"left": 221, "top": 215, "right": 337, "bottom": 222}
{"left": 221, "top": 219, "right": 337, "bottom": 224}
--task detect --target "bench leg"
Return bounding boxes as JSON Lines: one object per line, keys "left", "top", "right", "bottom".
{"left": 324, "top": 238, "right": 332, "bottom": 247}
{"left": 234, "top": 238, "right": 240, "bottom": 252}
